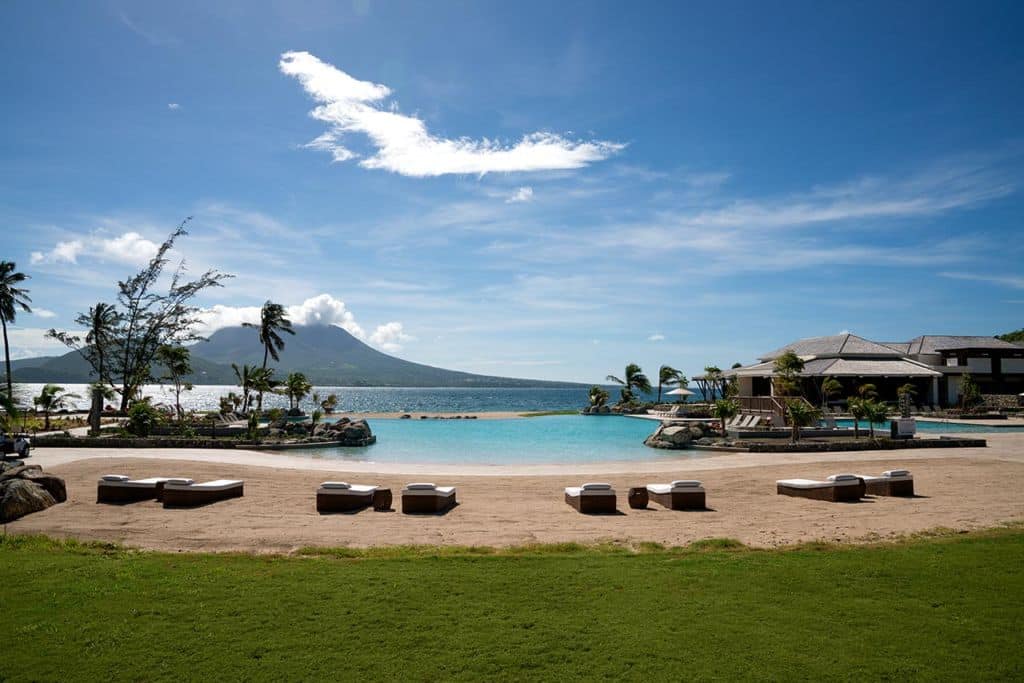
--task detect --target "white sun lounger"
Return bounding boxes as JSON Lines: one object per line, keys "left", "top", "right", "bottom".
{"left": 162, "top": 479, "right": 244, "bottom": 507}
{"left": 564, "top": 482, "right": 617, "bottom": 514}
{"left": 401, "top": 483, "right": 457, "bottom": 514}
{"left": 646, "top": 480, "right": 705, "bottom": 510}
{"left": 851, "top": 470, "right": 914, "bottom": 496}
{"left": 96, "top": 475, "right": 178, "bottom": 503}
{"left": 776, "top": 474, "right": 865, "bottom": 502}
{"left": 316, "top": 482, "right": 380, "bottom": 512}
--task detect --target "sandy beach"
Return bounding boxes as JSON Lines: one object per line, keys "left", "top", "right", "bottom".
{"left": 8, "top": 432, "right": 1024, "bottom": 553}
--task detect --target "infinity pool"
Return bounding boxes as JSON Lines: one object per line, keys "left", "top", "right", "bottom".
{"left": 288, "top": 415, "right": 701, "bottom": 465}
{"left": 835, "top": 419, "right": 1024, "bottom": 434}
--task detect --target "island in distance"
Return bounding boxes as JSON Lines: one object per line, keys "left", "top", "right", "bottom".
{"left": 8, "top": 324, "right": 586, "bottom": 388}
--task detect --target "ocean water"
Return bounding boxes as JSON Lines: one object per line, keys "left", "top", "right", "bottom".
{"left": 289, "top": 414, "right": 694, "bottom": 465}
{"left": 10, "top": 383, "right": 660, "bottom": 414}
{"left": 835, "top": 419, "right": 1024, "bottom": 433}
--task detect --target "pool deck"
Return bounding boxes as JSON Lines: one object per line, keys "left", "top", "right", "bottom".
{"left": 9, "top": 432, "right": 1024, "bottom": 553}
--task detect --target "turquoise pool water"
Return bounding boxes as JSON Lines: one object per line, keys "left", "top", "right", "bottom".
{"left": 289, "top": 415, "right": 697, "bottom": 465}
{"left": 835, "top": 419, "right": 1024, "bottom": 433}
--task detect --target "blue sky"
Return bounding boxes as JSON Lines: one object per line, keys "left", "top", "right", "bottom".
{"left": 2, "top": 1, "right": 1023, "bottom": 383}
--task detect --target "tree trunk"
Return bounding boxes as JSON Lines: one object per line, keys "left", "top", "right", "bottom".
{"left": 2, "top": 316, "right": 12, "bottom": 399}
{"left": 44, "top": 410, "right": 50, "bottom": 431}
{"left": 89, "top": 386, "right": 102, "bottom": 437}
{"left": 657, "top": 383, "right": 663, "bottom": 403}
{"left": 257, "top": 345, "right": 269, "bottom": 413}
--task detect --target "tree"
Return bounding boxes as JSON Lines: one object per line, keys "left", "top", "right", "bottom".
{"left": 220, "top": 392, "right": 243, "bottom": 415}
{"left": 0, "top": 261, "right": 32, "bottom": 399}
{"left": 243, "top": 301, "right": 295, "bottom": 412}
{"left": 997, "top": 328, "right": 1024, "bottom": 344}
{"left": 155, "top": 345, "right": 193, "bottom": 421}
{"left": 712, "top": 398, "right": 738, "bottom": 435}
{"left": 820, "top": 376, "right": 842, "bottom": 409}
{"left": 959, "top": 372, "right": 982, "bottom": 411}
{"left": 656, "top": 365, "right": 683, "bottom": 403}
{"left": 785, "top": 399, "right": 820, "bottom": 443}
{"left": 32, "top": 384, "right": 81, "bottom": 431}
{"left": 319, "top": 393, "right": 338, "bottom": 413}
{"left": 772, "top": 351, "right": 805, "bottom": 397}
{"left": 588, "top": 386, "right": 610, "bottom": 408}
{"left": 847, "top": 397, "right": 866, "bottom": 438}
{"left": 49, "top": 220, "right": 231, "bottom": 412}
{"left": 232, "top": 363, "right": 259, "bottom": 414}
{"left": 249, "top": 368, "right": 279, "bottom": 411}
{"left": 606, "top": 364, "right": 652, "bottom": 405}
{"left": 897, "top": 383, "right": 918, "bottom": 417}
{"left": 1, "top": 388, "right": 21, "bottom": 433}
{"left": 858, "top": 383, "right": 879, "bottom": 400}
{"left": 704, "top": 366, "right": 725, "bottom": 401}
{"left": 283, "top": 372, "right": 312, "bottom": 412}
{"left": 861, "top": 399, "right": 889, "bottom": 439}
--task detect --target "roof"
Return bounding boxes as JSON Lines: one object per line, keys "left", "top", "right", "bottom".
{"left": 905, "top": 335, "right": 1024, "bottom": 354}
{"left": 729, "top": 357, "right": 942, "bottom": 378}
{"left": 758, "top": 333, "right": 903, "bottom": 361}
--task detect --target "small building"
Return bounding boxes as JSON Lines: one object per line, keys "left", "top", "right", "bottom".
{"left": 726, "top": 333, "right": 1024, "bottom": 408}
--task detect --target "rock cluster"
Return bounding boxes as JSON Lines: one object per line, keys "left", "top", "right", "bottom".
{"left": 0, "top": 461, "right": 67, "bottom": 523}
{"left": 643, "top": 422, "right": 711, "bottom": 450}
{"left": 321, "top": 417, "right": 376, "bottom": 446}
{"left": 581, "top": 405, "right": 612, "bottom": 415}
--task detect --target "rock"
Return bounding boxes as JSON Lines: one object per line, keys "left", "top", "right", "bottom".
{"left": 688, "top": 425, "right": 705, "bottom": 439}
{"left": 20, "top": 470, "right": 67, "bottom": 503}
{"left": 400, "top": 414, "right": 411, "bottom": 419}
{"left": 598, "top": 405, "right": 611, "bottom": 414}
{"left": 644, "top": 424, "right": 693, "bottom": 450}
{"left": 0, "top": 460, "right": 26, "bottom": 475}
{"left": 339, "top": 419, "right": 374, "bottom": 446}
{"left": 0, "top": 464, "right": 42, "bottom": 482}
{"left": 0, "top": 478, "right": 57, "bottom": 523}
{"left": 312, "top": 423, "right": 328, "bottom": 437}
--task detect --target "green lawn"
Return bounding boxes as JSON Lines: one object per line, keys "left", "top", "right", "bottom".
{"left": 1, "top": 530, "right": 1022, "bottom": 681}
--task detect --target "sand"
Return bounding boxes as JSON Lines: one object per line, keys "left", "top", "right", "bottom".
{"left": 9, "top": 432, "right": 1024, "bottom": 554}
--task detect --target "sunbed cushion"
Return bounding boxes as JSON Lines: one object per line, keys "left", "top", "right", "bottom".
{"left": 166, "top": 478, "right": 195, "bottom": 486}
{"left": 581, "top": 482, "right": 612, "bottom": 491}
{"left": 406, "top": 482, "right": 436, "bottom": 490}
{"left": 648, "top": 482, "right": 705, "bottom": 494}
{"left": 826, "top": 474, "right": 862, "bottom": 483}
{"left": 777, "top": 478, "right": 831, "bottom": 489}
{"left": 321, "top": 481, "right": 351, "bottom": 489}
{"left": 320, "top": 483, "right": 377, "bottom": 494}
{"left": 564, "top": 487, "right": 581, "bottom": 497}
{"left": 670, "top": 480, "right": 702, "bottom": 488}
{"left": 101, "top": 474, "right": 130, "bottom": 482}
{"left": 882, "top": 469, "right": 910, "bottom": 478}
{"left": 193, "top": 479, "right": 243, "bottom": 490}
{"left": 404, "top": 485, "right": 454, "bottom": 495}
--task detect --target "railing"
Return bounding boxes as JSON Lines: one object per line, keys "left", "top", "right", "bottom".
{"left": 736, "top": 395, "right": 816, "bottom": 426}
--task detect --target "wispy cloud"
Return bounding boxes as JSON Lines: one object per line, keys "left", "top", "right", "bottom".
{"left": 648, "top": 334, "right": 665, "bottom": 342}
{"left": 31, "top": 231, "right": 159, "bottom": 266}
{"left": 167, "top": 103, "right": 181, "bottom": 110}
{"left": 118, "top": 12, "right": 179, "bottom": 46}
{"left": 279, "top": 51, "right": 623, "bottom": 177}
{"left": 940, "top": 271, "right": 1024, "bottom": 289}
{"left": 506, "top": 187, "right": 534, "bottom": 203}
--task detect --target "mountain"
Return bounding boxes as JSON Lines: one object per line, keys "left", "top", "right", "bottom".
{"left": 7, "top": 325, "right": 585, "bottom": 388}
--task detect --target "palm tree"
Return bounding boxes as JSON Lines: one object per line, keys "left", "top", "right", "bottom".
{"left": 0, "top": 261, "right": 32, "bottom": 399}
{"left": 858, "top": 383, "right": 879, "bottom": 400}
{"left": 861, "top": 399, "right": 889, "bottom": 439}
{"left": 847, "top": 397, "right": 866, "bottom": 438}
{"left": 657, "top": 365, "right": 683, "bottom": 403}
{"left": 33, "top": 384, "right": 81, "bottom": 430}
{"left": 820, "top": 376, "right": 842, "bottom": 409}
{"left": 896, "top": 382, "right": 918, "bottom": 417}
{"left": 155, "top": 345, "right": 192, "bottom": 421}
{"left": 232, "top": 363, "right": 259, "bottom": 414}
{"left": 249, "top": 367, "right": 279, "bottom": 411}
{"left": 243, "top": 301, "right": 295, "bottom": 412}
{"left": 84, "top": 302, "right": 118, "bottom": 386}
{"left": 283, "top": 372, "right": 312, "bottom": 412}
{"left": 606, "top": 363, "right": 652, "bottom": 405}
{"left": 588, "top": 386, "right": 610, "bottom": 408}
{"left": 319, "top": 393, "right": 338, "bottom": 413}
{"left": 785, "top": 399, "right": 820, "bottom": 443}
{"left": 712, "top": 398, "right": 738, "bottom": 434}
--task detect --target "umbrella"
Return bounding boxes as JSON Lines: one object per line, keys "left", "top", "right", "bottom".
{"left": 667, "top": 388, "right": 695, "bottom": 396}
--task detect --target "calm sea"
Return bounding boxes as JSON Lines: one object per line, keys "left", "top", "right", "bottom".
{"left": 11, "top": 383, "right": 659, "bottom": 414}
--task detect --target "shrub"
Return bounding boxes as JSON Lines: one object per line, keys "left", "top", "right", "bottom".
{"left": 125, "top": 402, "right": 162, "bottom": 437}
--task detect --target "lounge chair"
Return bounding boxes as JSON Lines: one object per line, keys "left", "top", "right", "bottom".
{"left": 162, "top": 478, "right": 244, "bottom": 507}
{"left": 401, "top": 483, "right": 456, "bottom": 514}
{"left": 646, "top": 480, "right": 705, "bottom": 510}
{"left": 564, "top": 482, "right": 617, "bottom": 514}
{"left": 96, "top": 474, "right": 174, "bottom": 504}
{"left": 725, "top": 415, "right": 744, "bottom": 428}
{"left": 776, "top": 474, "right": 865, "bottom": 502}
{"left": 316, "top": 481, "right": 379, "bottom": 513}
{"left": 853, "top": 470, "right": 914, "bottom": 497}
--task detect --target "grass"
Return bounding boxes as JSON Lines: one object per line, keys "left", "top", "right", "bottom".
{"left": 1, "top": 530, "right": 1023, "bottom": 681}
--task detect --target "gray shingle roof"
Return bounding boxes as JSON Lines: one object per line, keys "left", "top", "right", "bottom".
{"left": 758, "top": 333, "right": 903, "bottom": 361}
{"left": 729, "top": 357, "right": 941, "bottom": 378}
{"left": 906, "top": 335, "right": 1024, "bottom": 354}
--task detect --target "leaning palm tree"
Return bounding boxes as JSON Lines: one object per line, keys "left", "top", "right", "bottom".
{"left": 232, "top": 363, "right": 259, "bottom": 414}
{"left": 712, "top": 398, "right": 739, "bottom": 435}
{"left": 785, "top": 399, "right": 820, "bottom": 443}
{"left": 243, "top": 301, "right": 295, "bottom": 412}
{"left": 283, "top": 372, "right": 312, "bottom": 412}
{"left": 861, "top": 399, "right": 889, "bottom": 439}
{"left": 84, "top": 302, "right": 118, "bottom": 386}
{"left": 0, "top": 261, "right": 32, "bottom": 399}
{"left": 657, "top": 365, "right": 683, "bottom": 403}
{"left": 33, "top": 384, "right": 81, "bottom": 431}
{"left": 820, "top": 376, "right": 842, "bottom": 410}
{"left": 606, "top": 363, "right": 652, "bottom": 405}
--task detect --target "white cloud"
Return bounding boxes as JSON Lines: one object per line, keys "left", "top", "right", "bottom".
{"left": 31, "top": 231, "right": 158, "bottom": 266}
{"left": 506, "top": 187, "right": 534, "bottom": 203}
{"left": 648, "top": 334, "right": 665, "bottom": 342}
{"left": 940, "top": 271, "right": 1024, "bottom": 289}
{"left": 279, "top": 51, "right": 623, "bottom": 177}
{"left": 286, "top": 294, "right": 365, "bottom": 338}
{"left": 3, "top": 327, "right": 75, "bottom": 360}
{"left": 168, "top": 103, "right": 181, "bottom": 110}
{"left": 32, "top": 308, "right": 57, "bottom": 319}
{"left": 369, "top": 321, "right": 415, "bottom": 353}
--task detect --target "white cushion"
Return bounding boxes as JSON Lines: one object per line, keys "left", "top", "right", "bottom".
{"left": 319, "top": 484, "right": 377, "bottom": 494}
{"left": 320, "top": 481, "right": 351, "bottom": 489}
{"left": 193, "top": 479, "right": 242, "bottom": 490}
{"left": 405, "top": 482, "right": 436, "bottom": 490}
{"left": 883, "top": 469, "right": 910, "bottom": 478}
{"left": 670, "top": 480, "right": 702, "bottom": 488}
{"left": 581, "top": 482, "right": 612, "bottom": 491}
{"left": 565, "top": 486, "right": 582, "bottom": 497}
{"left": 101, "top": 474, "right": 129, "bottom": 482}
{"left": 827, "top": 474, "right": 861, "bottom": 482}
{"left": 166, "top": 478, "right": 195, "bottom": 486}
{"left": 404, "top": 485, "right": 454, "bottom": 496}
{"left": 777, "top": 479, "right": 831, "bottom": 489}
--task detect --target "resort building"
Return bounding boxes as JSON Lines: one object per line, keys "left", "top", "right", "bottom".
{"left": 726, "top": 333, "right": 1024, "bottom": 410}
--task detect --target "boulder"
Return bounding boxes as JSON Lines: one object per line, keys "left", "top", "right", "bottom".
{"left": 0, "top": 478, "right": 57, "bottom": 523}
{"left": 339, "top": 419, "right": 375, "bottom": 446}
{"left": 400, "top": 414, "right": 411, "bottom": 419}
{"left": 20, "top": 470, "right": 67, "bottom": 503}
{"left": 0, "top": 464, "right": 42, "bottom": 482}
{"left": 644, "top": 424, "right": 693, "bottom": 450}
{"left": 0, "top": 460, "right": 25, "bottom": 474}
{"left": 688, "top": 425, "right": 705, "bottom": 439}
